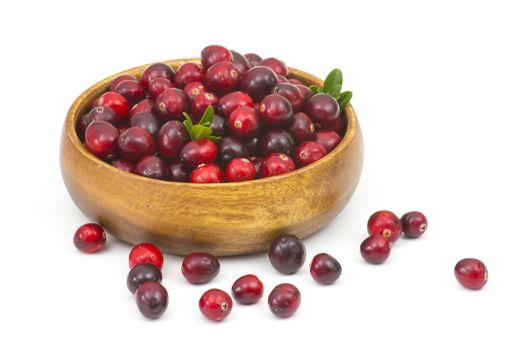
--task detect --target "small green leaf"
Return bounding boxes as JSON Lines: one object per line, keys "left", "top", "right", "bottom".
{"left": 326, "top": 83, "right": 343, "bottom": 98}
{"left": 199, "top": 106, "right": 214, "bottom": 127}
{"left": 204, "top": 135, "right": 221, "bottom": 142}
{"left": 310, "top": 85, "right": 320, "bottom": 94}
{"left": 338, "top": 91, "right": 353, "bottom": 109}
{"left": 323, "top": 68, "right": 343, "bottom": 96}
{"left": 182, "top": 112, "right": 194, "bottom": 134}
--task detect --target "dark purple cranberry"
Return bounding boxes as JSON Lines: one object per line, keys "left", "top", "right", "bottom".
{"left": 330, "top": 117, "right": 346, "bottom": 136}
{"left": 130, "top": 112, "right": 161, "bottom": 136}
{"left": 276, "top": 75, "right": 289, "bottom": 84}
{"left": 312, "top": 130, "right": 342, "bottom": 152}
{"left": 73, "top": 223, "right": 106, "bottom": 253}
{"left": 76, "top": 113, "right": 92, "bottom": 141}
{"left": 289, "top": 112, "right": 315, "bottom": 143}
{"left": 259, "top": 94, "right": 293, "bottom": 128}
{"left": 204, "top": 61, "right": 240, "bottom": 95}
{"left": 134, "top": 156, "right": 168, "bottom": 180}
{"left": 231, "top": 274, "right": 264, "bottom": 305}
{"left": 85, "top": 121, "right": 119, "bottom": 161}
{"left": 244, "top": 53, "right": 262, "bottom": 67}
{"left": 115, "top": 79, "right": 146, "bottom": 103}
{"left": 230, "top": 50, "right": 251, "bottom": 77}
{"left": 191, "top": 92, "right": 218, "bottom": 120}
{"left": 88, "top": 106, "right": 119, "bottom": 126}
{"left": 118, "top": 127, "right": 156, "bottom": 162}
{"left": 135, "top": 281, "right": 168, "bottom": 319}
{"left": 155, "top": 88, "right": 190, "bottom": 121}
{"left": 360, "top": 236, "right": 392, "bottom": 264}
{"left": 401, "top": 211, "right": 428, "bottom": 238}
{"left": 310, "top": 253, "right": 342, "bottom": 285}
{"left": 127, "top": 263, "right": 163, "bottom": 294}
{"left": 260, "top": 57, "right": 288, "bottom": 76}
{"left": 168, "top": 162, "right": 190, "bottom": 182}
{"left": 157, "top": 120, "right": 190, "bottom": 160}
{"left": 455, "top": 258, "right": 488, "bottom": 290}
{"left": 240, "top": 66, "right": 279, "bottom": 102}
{"left": 130, "top": 99, "right": 155, "bottom": 118}
{"left": 190, "top": 164, "right": 225, "bottom": 183}
{"left": 140, "top": 62, "right": 175, "bottom": 87}
{"left": 210, "top": 114, "right": 226, "bottom": 136}
{"left": 201, "top": 45, "right": 232, "bottom": 70}
{"left": 268, "top": 234, "right": 306, "bottom": 274}
{"left": 288, "top": 78, "right": 304, "bottom": 85}
{"left": 268, "top": 283, "right": 301, "bottom": 318}
{"left": 181, "top": 252, "right": 220, "bottom": 284}
{"left": 112, "top": 158, "right": 135, "bottom": 172}
{"left": 272, "top": 83, "right": 304, "bottom": 112}
{"left": 228, "top": 107, "right": 260, "bottom": 139}
{"left": 148, "top": 77, "right": 174, "bottom": 100}
{"left": 305, "top": 93, "right": 340, "bottom": 127}
{"left": 219, "top": 91, "right": 254, "bottom": 118}
{"left": 244, "top": 136, "right": 260, "bottom": 156}
{"left": 260, "top": 153, "right": 296, "bottom": 178}
{"left": 110, "top": 74, "right": 137, "bottom": 91}
{"left": 218, "top": 136, "right": 249, "bottom": 166}
{"left": 294, "top": 141, "right": 327, "bottom": 167}
{"left": 250, "top": 156, "right": 262, "bottom": 176}
{"left": 296, "top": 84, "right": 313, "bottom": 102}
{"left": 181, "top": 139, "right": 218, "bottom": 167}
{"left": 260, "top": 129, "right": 295, "bottom": 156}
{"left": 173, "top": 62, "right": 204, "bottom": 88}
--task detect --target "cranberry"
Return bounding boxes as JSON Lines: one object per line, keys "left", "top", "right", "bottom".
{"left": 260, "top": 129, "right": 295, "bottom": 156}
{"left": 173, "top": 62, "right": 204, "bottom": 88}
{"left": 190, "top": 164, "right": 225, "bottom": 183}
{"left": 228, "top": 107, "right": 260, "bottom": 139}
{"left": 201, "top": 45, "right": 232, "bottom": 70}
{"left": 231, "top": 274, "right": 264, "bottom": 304}
{"left": 190, "top": 92, "right": 218, "bottom": 119}
{"left": 260, "top": 153, "right": 296, "bottom": 178}
{"left": 117, "top": 125, "right": 129, "bottom": 134}
{"left": 312, "top": 130, "right": 341, "bottom": 152}
{"left": 250, "top": 156, "right": 262, "bottom": 176}
{"left": 88, "top": 106, "right": 119, "bottom": 126}
{"left": 130, "top": 111, "right": 161, "bottom": 136}
{"left": 226, "top": 158, "right": 257, "bottom": 182}
{"left": 140, "top": 62, "right": 175, "bottom": 87}
{"left": 218, "top": 136, "right": 249, "bottom": 166}
{"left": 219, "top": 91, "right": 254, "bottom": 118}
{"left": 268, "top": 283, "right": 301, "bottom": 318}
{"left": 330, "top": 117, "right": 346, "bottom": 136}
{"left": 157, "top": 120, "right": 190, "bottom": 161}
{"left": 204, "top": 61, "right": 239, "bottom": 95}
{"left": 454, "top": 258, "right": 488, "bottom": 290}
{"left": 148, "top": 77, "right": 174, "bottom": 100}
{"left": 360, "top": 235, "right": 392, "bottom": 264}
{"left": 288, "top": 78, "right": 304, "bottom": 85}
{"left": 181, "top": 252, "right": 220, "bottom": 284}
{"left": 130, "top": 99, "right": 155, "bottom": 118}
{"left": 135, "top": 155, "right": 168, "bottom": 180}
{"left": 135, "top": 281, "right": 168, "bottom": 319}
{"left": 183, "top": 82, "right": 207, "bottom": 100}
{"left": 231, "top": 50, "right": 251, "bottom": 77}
{"left": 118, "top": 127, "right": 156, "bottom": 162}
{"left": 240, "top": 66, "right": 278, "bottom": 102}
{"left": 155, "top": 88, "right": 190, "bottom": 121}
{"left": 76, "top": 114, "right": 92, "bottom": 141}
{"left": 368, "top": 210, "right": 402, "bottom": 243}
{"left": 276, "top": 75, "right": 289, "bottom": 84}
{"left": 110, "top": 74, "right": 137, "bottom": 91}
{"left": 244, "top": 53, "right": 262, "bottom": 67}
{"left": 289, "top": 112, "right": 315, "bottom": 143}
{"left": 112, "top": 158, "right": 135, "bottom": 172}
{"left": 73, "top": 223, "right": 106, "bottom": 253}
{"left": 310, "top": 253, "right": 342, "bottom": 285}
{"left": 129, "top": 242, "right": 164, "bottom": 269}
{"left": 85, "top": 121, "right": 119, "bottom": 160}
{"left": 272, "top": 83, "right": 304, "bottom": 112}
{"left": 296, "top": 84, "right": 313, "bottom": 102}
{"left": 401, "top": 211, "right": 428, "bottom": 238}
{"left": 168, "top": 162, "right": 190, "bottom": 182}
{"left": 199, "top": 289, "right": 233, "bottom": 322}
{"left": 244, "top": 136, "right": 260, "bottom": 156}
{"left": 259, "top": 94, "right": 293, "bottom": 128}
{"left": 210, "top": 114, "right": 227, "bottom": 136}
{"left": 127, "top": 263, "right": 163, "bottom": 294}
{"left": 95, "top": 91, "right": 129, "bottom": 121}
{"left": 268, "top": 234, "right": 305, "bottom": 274}
{"left": 181, "top": 139, "right": 218, "bottom": 167}
{"left": 305, "top": 93, "right": 340, "bottom": 127}
{"left": 115, "top": 79, "right": 146, "bottom": 103}
{"left": 294, "top": 141, "right": 327, "bottom": 167}
{"left": 260, "top": 57, "right": 288, "bottom": 76}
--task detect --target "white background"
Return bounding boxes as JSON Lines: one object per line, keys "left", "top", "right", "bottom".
{"left": 1, "top": 0, "right": 524, "bottom": 349}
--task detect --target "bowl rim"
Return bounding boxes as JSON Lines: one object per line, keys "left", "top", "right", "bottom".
{"left": 64, "top": 58, "right": 359, "bottom": 188}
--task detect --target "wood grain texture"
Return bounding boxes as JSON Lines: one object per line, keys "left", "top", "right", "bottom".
{"left": 60, "top": 58, "right": 364, "bottom": 256}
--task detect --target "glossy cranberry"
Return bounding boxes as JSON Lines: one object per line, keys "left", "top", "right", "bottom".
{"left": 181, "top": 252, "right": 220, "bottom": 284}
{"left": 110, "top": 74, "right": 137, "bottom": 91}
{"left": 360, "top": 235, "right": 392, "bottom": 264}
{"left": 183, "top": 82, "right": 207, "bottom": 100}
{"left": 115, "top": 79, "right": 146, "bottom": 103}
{"left": 140, "top": 62, "right": 175, "bottom": 87}
{"left": 181, "top": 139, "right": 218, "bottom": 167}
{"left": 230, "top": 50, "right": 251, "bottom": 77}
{"left": 244, "top": 136, "right": 260, "bottom": 156}
{"left": 85, "top": 121, "right": 119, "bottom": 160}
{"left": 289, "top": 112, "right": 314, "bottom": 143}
{"left": 259, "top": 94, "right": 293, "bottom": 128}
{"left": 210, "top": 114, "right": 227, "bottom": 136}
{"left": 268, "top": 283, "right": 301, "bottom": 318}
{"left": 260, "top": 129, "right": 295, "bottom": 156}
{"left": 130, "top": 99, "right": 155, "bottom": 118}
{"left": 118, "top": 127, "right": 156, "bottom": 162}
{"left": 134, "top": 156, "right": 168, "bottom": 180}
{"left": 231, "top": 274, "right": 264, "bottom": 304}
{"left": 157, "top": 120, "right": 190, "bottom": 161}
{"left": 127, "top": 263, "right": 163, "bottom": 294}
{"left": 130, "top": 112, "right": 161, "bottom": 136}
{"left": 73, "top": 223, "right": 106, "bottom": 253}
{"left": 135, "top": 281, "right": 168, "bottom": 319}
{"left": 95, "top": 91, "right": 129, "bottom": 121}
{"left": 226, "top": 158, "right": 257, "bottom": 182}
{"left": 310, "top": 253, "right": 342, "bottom": 285}
{"left": 155, "top": 88, "right": 190, "bottom": 121}
{"left": 268, "top": 234, "right": 305, "bottom": 274}
{"left": 112, "top": 158, "right": 135, "bottom": 172}
{"left": 88, "top": 106, "right": 119, "bottom": 126}
{"left": 250, "top": 156, "right": 262, "bottom": 176}
{"left": 76, "top": 114, "right": 92, "bottom": 141}
{"left": 168, "top": 162, "right": 190, "bottom": 182}
{"left": 240, "top": 66, "right": 279, "bottom": 102}
{"left": 190, "top": 164, "right": 225, "bottom": 183}
{"left": 288, "top": 78, "right": 304, "bottom": 85}
{"left": 294, "top": 141, "right": 326, "bottom": 167}
{"left": 260, "top": 57, "right": 288, "bottom": 76}
{"left": 276, "top": 75, "right": 289, "bottom": 84}
{"left": 305, "top": 93, "right": 340, "bottom": 127}
{"left": 272, "top": 83, "right": 304, "bottom": 112}
{"left": 368, "top": 210, "right": 402, "bottom": 243}
{"left": 228, "top": 107, "right": 260, "bottom": 139}
{"left": 260, "top": 153, "right": 296, "bottom": 178}
{"left": 218, "top": 136, "right": 249, "bottom": 166}
{"left": 204, "top": 61, "right": 239, "bottom": 95}
{"left": 455, "top": 258, "right": 488, "bottom": 290}
{"left": 148, "top": 77, "right": 174, "bottom": 100}
{"left": 296, "top": 84, "right": 313, "bottom": 102}
{"left": 191, "top": 92, "right": 218, "bottom": 119}
{"left": 401, "top": 211, "right": 428, "bottom": 238}
{"left": 244, "top": 53, "right": 262, "bottom": 67}
{"left": 201, "top": 45, "right": 232, "bottom": 70}
{"left": 313, "top": 130, "right": 341, "bottom": 152}
{"left": 219, "top": 91, "right": 254, "bottom": 118}
{"left": 174, "top": 62, "right": 204, "bottom": 88}
{"left": 199, "top": 289, "right": 233, "bottom": 322}
{"left": 129, "top": 242, "right": 164, "bottom": 269}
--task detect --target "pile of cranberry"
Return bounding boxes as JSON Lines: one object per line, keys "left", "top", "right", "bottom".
{"left": 77, "top": 45, "right": 350, "bottom": 183}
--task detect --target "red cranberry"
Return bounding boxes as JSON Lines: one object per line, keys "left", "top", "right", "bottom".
{"left": 268, "top": 283, "right": 301, "bottom": 318}
{"left": 260, "top": 153, "right": 296, "bottom": 178}
{"left": 368, "top": 210, "right": 402, "bottom": 243}
{"left": 127, "top": 263, "right": 163, "bottom": 294}
{"left": 296, "top": 84, "right": 313, "bottom": 102}
{"left": 250, "top": 156, "right": 262, "bottom": 176}
{"left": 260, "top": 57, "right": 288, "bottom": 76}
{"left": 118, "top": 127, "right": 156, "bottom": 162}
{"left": 228, "top": 107, "right": 260, "bottom": 139}
{"left": 131, "top": 99, "right": 155, "bottom": 117}
{"left": 244, "top": 53, "right": 262, "bottom": 67}
{"left": 183, "top": 82, "right": 207, "bottom": 99}
{"left": 129, "top": 242, "right": 164, "bottom": 269}
{"left": 199, "top": 289, "right": 233, "bottom": 322}
{"left": 155, "top": 88, "right": 190, "bottom": 121}
{"left": 272, "top": 83, "right": 304, "bottom": 112}
{"left": 157, "top": 120, "right": 190, "bottom": 161}
{"left": 168, "top": 162, "right": 190, "bottom": 182}
{"left": 110, "top": 74, "right": 137, "bottom": 91}
{"left": 201, "top": 45, "right": 232, "bottom": 70}
{"left": 95, "top": 91, "right": 129, "bottom": 121}
{"left": 218, "top": 136, "right": 249, "bottom": 166}
{"left": 360, "top": 235, "right": 392, "bottom": 264}
{"left": 181, "top": 140, "right": 218, "bottom": 167}
{"left": 135, "top": 156, "right": 168, "bottom": 180}
{"left": 240, "top": 66, "right": 278, "bottom": 102}
{"left": 401, "top": 211, "right": 428, "bottom": 238}
{"left": 259, "top": 94, "right": 293, "bottom": 128}
{"left": 88, "top": 106, "right": 119, "bottom": 126}
{"left": 112, "top": 158, "right": 135, "bottom": 172}
{"left": 181, "top": 252, "right": 220, "bottom": 284}
{"left": 140, "top": 62, "right": 175, "bottom": 87}
{"left": 226, "top": 158, "right": 257, "bottom": 182}
{"left": 219, "top": 91, "right": 254, "bottom": 118}
{"left": 210, "top": 114, "right": 227, "bottom": 136}
{"left": 148, "top": 77, "right": 174, "bottom": 100}
{"left": 231, "top": 50, "right": 251, "bottom": 77}
{"left": 85, "top": 121, "right": 119, "bottom": 161}
{"left": 312, "top": 130, "right": 342, "bottom": 152}
{"left": 231, "top": 274, "right": 264, "bottom": 305}
{"left": 204, "top": 61, "right": 239, "bottom": 95}
{"left": 310, "top": 253, "right": 342, "bottom": 285}
{"left": 260, "top": 129, "right": 295, "bottom": 156}
{"left": 288, "top": 78, "right": 304, "bottom": 85}
{"left": 173, "top": 62, "right": 204, "bottom": 88}
{"left": 305, "top": 93, "right": 340, "bottom": 127}
{"left": 268, "top": 234, "right": 305, "bottom": 274}
{"left": 289, "top": 112, "right": 315, "bottom": 143}
{"left": 190, "top": 92, "right": 218, "bottom": 119}
{"left": 454, "top": 258, "right": 488, "bottom": 290}
{"left": 294, "top": 141, "right": 327, "bottom": 167}
{"left": 130, "top": 111, "right": 161, "bottom": 136}
{"left": 276, "top": 75, "right": 289, "bottom": 84}
{"left": 190, "top": 164, "right": 225, "bottom": 183}
{"left": 135, "top": 281, "right": 168, "bottom": 319}
{"left": 244, "top": 136, "right": 260, "bottom": 156}
{"left": 330, "top": 117, "right": 346, "bottom": 136}
{"left": 115, "top": 79, "right": 146, "bottom": 103}
{"left": 73, "top": 223, "right": 106, "bottom": 253}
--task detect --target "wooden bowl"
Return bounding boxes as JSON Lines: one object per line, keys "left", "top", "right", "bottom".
{"left": 60, "top": 58, "right": 363, "bottom": 256}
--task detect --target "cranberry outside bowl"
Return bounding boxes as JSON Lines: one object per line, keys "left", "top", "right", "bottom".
{"left": 60, "top": 58, "right": 363, "bottom": 256}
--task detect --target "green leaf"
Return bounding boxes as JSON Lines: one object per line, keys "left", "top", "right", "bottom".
{"left": 326, "top": 83, "right": 343, "bottom": 98}
{"left": 310, "top": 85, "right": 320, "bottom": 94}
{"left": 323, "top": 69, "right": 343, "bottom": 97}
{"left": 204, "top": 135, "right": 221, "bottom": 142}
{"left": 182, "top": 112, "right": 194, "bottom": 134}
{"left": 190, "top": 124, "right": 207, "bottom": 140}
{"left": 198, "top": 106, "right": 214, "bottom": 127}
{"left": 337, "top": 91, "right": 353, "bottom": 109}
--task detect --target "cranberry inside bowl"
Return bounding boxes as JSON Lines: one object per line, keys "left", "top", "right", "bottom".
{"left": 60, "top": 58, "right": 363, "bottom": 256}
